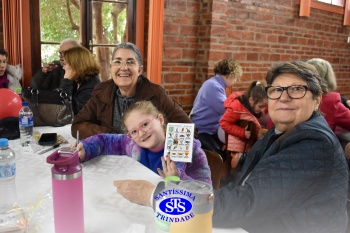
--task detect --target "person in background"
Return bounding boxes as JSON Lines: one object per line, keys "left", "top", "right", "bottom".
{"left": 190, "top": 58, "right": 243, "bottom": 160}
{"left": 59, "top": 46, "right": 100, "bottom": 115}
{"left": 75, "top": 100, "right": 211, "bottom": 184}
{"left": 0, "top": 49, "right": 22, "bottom": 91}
{"left": 71, "top": 42, "right": 192, "bottom": 140}
{"left": 110, "top": 61, "right": 348, "bottom": 233}
{"left": 220, "top": 80, "right": 267, "bottom": 172}
{"left": 31, "top": 38, "right": 81, "bottom": 90}
{"left": 307, "top": 58, "right": 350, "bottom": 132}
{"left": 341, "top": 96, "right": 350, "bottom": 109}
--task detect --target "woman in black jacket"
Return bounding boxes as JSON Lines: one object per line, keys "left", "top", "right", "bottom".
{"left": 212, "top": 61, "right": 349, "bottom": 233}
{"left": 59, "top": 46, "right": 100, "bottom": 115}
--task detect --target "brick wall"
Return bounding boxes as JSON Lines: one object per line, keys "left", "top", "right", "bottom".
{"left": 0, "top": 1, "right": 348, "bottom": 113}
{"left": 161, "top": 0, "right": 350, "bottom": 113}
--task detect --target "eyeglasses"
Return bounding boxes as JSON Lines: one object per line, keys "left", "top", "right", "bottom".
{"left": 265, "top": 85, "right": 308, "bottom": 100}
{"left": 111, "top": 59, "right": 137, "bottom": 68}
{"left": 126, "top": 116, "right": 158, "bottom": 139}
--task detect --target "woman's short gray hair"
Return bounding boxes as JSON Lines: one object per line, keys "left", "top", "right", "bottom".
{"left": 111, "top": 42, "right": 143, "bottom": 67}
{"left": 266, "top": 60, "right": 323, "bottom": 99}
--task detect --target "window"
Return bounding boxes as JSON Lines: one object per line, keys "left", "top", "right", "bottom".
{"left": 318, "top": 0, "right": 344, "bottom": 7}
{"left": 40, "top": 0, "right": 80, "bottom": 63}
{"left": 37, "top": 0, "right": 135, "bottom": 81}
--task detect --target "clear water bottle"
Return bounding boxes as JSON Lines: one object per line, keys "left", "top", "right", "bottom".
{"left": 19, "top": 102, "right": 33, "bottom": 147}
{"left": 0, "top": 138, "right": 17, "bottom": 213}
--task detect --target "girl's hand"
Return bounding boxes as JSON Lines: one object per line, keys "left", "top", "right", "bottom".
{"left": 76, "top": 142, "right": 86, "bottom": 160}
{"left": 157, "top": 156, "right": 178, "bottom": 178}
{"left": 68, "top": 141, "right": 85, "bottom": 161}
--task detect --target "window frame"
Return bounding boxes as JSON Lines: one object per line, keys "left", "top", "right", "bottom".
{"left": 298, "top": 0, "right": 350, "bottom": 25}
{"left": 317, "top": 0, "right": 344, "bottom": 7}
{"left": 298, "top": 0, "right": 345, "bottom": 15}
{"left": 312, "top": 0, "right": 345, "bottom": 14}
{"left": 31, "top": 0, "right": 136, "bottom": 78}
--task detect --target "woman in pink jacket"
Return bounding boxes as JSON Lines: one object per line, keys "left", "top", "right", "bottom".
{"left": 307, "top": 58, "right": 350, "bottom": 132}
{"left": 220, "top": 81, "right": 267, "bottom": 171}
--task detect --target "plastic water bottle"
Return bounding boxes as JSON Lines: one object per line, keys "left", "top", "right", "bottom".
{"left": 0, "top": 138, "right": 17, "bottom": 213}
{"left": 19, "top": 102, "right": 33, "bottom": 147}
{"left": 15, "top": 87, "right": 22, "bottom": 98}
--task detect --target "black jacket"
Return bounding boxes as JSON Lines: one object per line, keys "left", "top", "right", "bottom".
{"left": 59, "top": 75, "right": 100, "bottom": 115}
{"left": 31, "top": 61, "right": 64, "bottom": 90}
{"left": 213, "top": 113, "right": 349, "bottom": 233}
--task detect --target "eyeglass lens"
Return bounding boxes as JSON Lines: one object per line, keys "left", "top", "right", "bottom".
{"left": 266, "top": 85, "right": 307, "bottom": 100}
{"left": 111, "top": 59, "right": 136, "bottom": 68}
{"left": 127, "top": 116, "right": 157, "bottom": 138}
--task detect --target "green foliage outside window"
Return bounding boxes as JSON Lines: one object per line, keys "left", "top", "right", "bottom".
{"left": 40, "top": 0, "right": 127, "bottom": 66}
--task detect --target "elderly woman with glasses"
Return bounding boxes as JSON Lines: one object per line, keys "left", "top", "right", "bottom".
{"left": 107, "top": 61, "right": 348, "bottom": 233}
{"left": 211, "top": 61, "right": 348, "bottom": 233}
{"left": 75, "top": 100, "right": 211, "bottom": 186}
{"left": 71, "top": 42, "right": 192, "bottom": 140}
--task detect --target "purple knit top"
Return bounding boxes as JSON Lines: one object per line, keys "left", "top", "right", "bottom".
{"left": 80, "top": 133, "right": 212, "bottom": 185}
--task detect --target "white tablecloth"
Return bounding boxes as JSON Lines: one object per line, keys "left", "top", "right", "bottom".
{"left": 7, "top": 124, "right": 247, "bottom": 233}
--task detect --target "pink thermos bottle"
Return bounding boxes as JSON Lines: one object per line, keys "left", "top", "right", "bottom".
{"left": 47, "top": 147, "right": 84, "bottom": 233}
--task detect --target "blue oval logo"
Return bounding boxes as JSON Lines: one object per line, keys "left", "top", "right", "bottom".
{"left": 159, "top": 197, "right": 192, "bottom": 215}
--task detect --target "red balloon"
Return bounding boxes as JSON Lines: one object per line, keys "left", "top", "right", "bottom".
{"left": 0, "top": 88, "right": 23, "bottom": 119}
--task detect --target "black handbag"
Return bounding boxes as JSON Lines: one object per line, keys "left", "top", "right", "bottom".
{"left": 22, "top": 88, "right": 74, "bottom": 127}
{"left": 0, "top": 116, "right": 20, "bottom": 139}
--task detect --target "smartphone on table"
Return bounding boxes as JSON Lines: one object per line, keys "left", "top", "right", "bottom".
{"left": 38, "top": 133, "right": 57, "bottom": 145}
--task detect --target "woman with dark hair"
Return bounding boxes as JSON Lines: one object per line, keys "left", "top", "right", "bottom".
{"left": 0, "top": 49, "right": 22, "bottom": 91}
{"left": 59, "top": 46, "right": 100, "bottom": 115}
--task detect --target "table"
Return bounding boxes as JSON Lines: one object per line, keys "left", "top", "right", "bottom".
{"left": 7, "top": 125, "right": 247, "bottom": 233}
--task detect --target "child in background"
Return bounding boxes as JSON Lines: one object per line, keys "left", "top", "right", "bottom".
{"left": 220, "top": 81, "right": 267, "bottom": 171}
{"left": 75, "top": 100, "right": 212, "bottom": 185}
